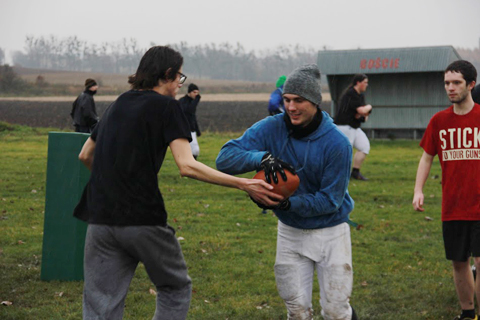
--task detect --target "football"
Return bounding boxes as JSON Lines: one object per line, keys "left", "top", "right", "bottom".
{"left": 253, "top": 169, "right": 300, "bottom": 198}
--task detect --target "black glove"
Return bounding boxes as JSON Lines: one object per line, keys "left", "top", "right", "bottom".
{"left": 250, "top": 197, "right": 291, "bottom": 211}
{"left": 260, "top": 152, "right": 296, "bottom": 184}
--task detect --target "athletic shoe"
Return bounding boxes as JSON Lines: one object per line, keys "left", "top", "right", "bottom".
{"left": 351, "top": 171, "right": 368, "bottom": 181}
{"left": 453, "top": 315, "right": 478, "bottom": 320}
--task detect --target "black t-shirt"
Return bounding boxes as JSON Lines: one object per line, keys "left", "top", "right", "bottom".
{"left": 74, "top": 90, "right": 192, "bottom": 226}
{"left": 334, "top": 87, "right": 366, "bottom": 129}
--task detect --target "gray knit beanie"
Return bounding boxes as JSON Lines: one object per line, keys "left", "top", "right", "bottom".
{"left": 283, "top": 64, "right": 322, "bottom": 106}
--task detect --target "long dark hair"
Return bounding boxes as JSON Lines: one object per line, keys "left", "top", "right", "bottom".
{"left": 128, "top": 46, "right": 183, "bottom": 90}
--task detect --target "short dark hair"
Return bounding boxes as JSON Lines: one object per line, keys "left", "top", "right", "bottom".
{"left": 445, "top": 60, "right": 477, "bottom": 85}
{"left": 351, "top": 74, "right": 368, "bottom": 87}
{"left": 128, "top": 46, "right": 183, "bottom": 90}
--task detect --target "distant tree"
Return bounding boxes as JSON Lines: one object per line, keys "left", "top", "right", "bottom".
{"left": 0, "top": 48, "right": 4, "bottom": 65}
{"left": 11, "top": 50, "right": 28, "bottom": 67}
{"left": 0, "top": 64, "right": 27, "bottom": 93}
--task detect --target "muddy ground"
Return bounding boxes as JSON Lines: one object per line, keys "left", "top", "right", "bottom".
{"left": 0, "top": 97, "right": 332, "bottom": 132}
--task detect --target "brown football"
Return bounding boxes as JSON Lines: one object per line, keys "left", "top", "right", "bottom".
{"left": 253, "top": 170, "right": 300, "bottom": 198}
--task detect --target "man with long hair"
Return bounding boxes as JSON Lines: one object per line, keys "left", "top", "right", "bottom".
{"left": 413, "top": 60, "right": 479, "bottom": 320}
{"left": 73, "top": 46, "right": 280, "bottom": 320}
{"left": 334, "top": 74, "right": 372, "bottom": 181}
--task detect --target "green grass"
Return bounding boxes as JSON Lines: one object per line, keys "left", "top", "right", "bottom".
{"left": 0, "top": 124, "right": 460, "bottom": 319}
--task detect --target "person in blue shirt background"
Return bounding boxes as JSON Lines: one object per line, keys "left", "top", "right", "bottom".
{"left": 268, "top": 75, "right": 286, "bottom": 115}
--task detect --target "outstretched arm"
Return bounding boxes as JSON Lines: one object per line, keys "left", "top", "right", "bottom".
{"left": 412, "top": 151, "right": 434, "bottom": 212}
{"left": 169, "top": 138, "right": 282, "bottom": 206}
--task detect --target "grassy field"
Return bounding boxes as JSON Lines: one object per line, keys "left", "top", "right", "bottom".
{"left": 0, "top": 123, "right": 464, "bottom": 320}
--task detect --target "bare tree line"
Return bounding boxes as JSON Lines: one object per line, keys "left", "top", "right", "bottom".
{"left": 10, "top": 35, "right": 319, "bottom": 82}
{"left": 9, "top": 36, "right": 480, "bottom": 83}
{"left": 12, "top": 36, "right": 144, "bottom": 75}
{"left": 456, "top": 47, "right": 480, "bottom": 77}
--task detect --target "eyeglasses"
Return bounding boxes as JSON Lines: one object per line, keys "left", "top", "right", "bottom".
{"left": 177, "top": 72, "right": 187, "bottom": 84}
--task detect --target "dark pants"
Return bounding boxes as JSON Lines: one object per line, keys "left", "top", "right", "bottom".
{"left": 83, "top": 224, "right": 192, "bottom": 320}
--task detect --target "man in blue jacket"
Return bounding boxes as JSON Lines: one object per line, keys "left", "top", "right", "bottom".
{"left": 216, "top": 65, "right": 357, "bottom": 320}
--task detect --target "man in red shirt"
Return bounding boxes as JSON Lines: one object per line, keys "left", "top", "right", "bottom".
{"left": 413, "top": 60, "right": 479, "bottom": 320}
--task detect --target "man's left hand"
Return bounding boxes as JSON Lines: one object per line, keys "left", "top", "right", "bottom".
{"left": 261, "top": 153, "right": 296, "bottom": 184}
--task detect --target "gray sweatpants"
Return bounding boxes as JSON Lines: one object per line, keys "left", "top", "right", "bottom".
{"left": 83, "top": 224, "right": 192, "bottom": 320}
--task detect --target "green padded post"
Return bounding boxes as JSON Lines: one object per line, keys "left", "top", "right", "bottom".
{"left": 41, "top": 132, "right": 91, "bottom": 281}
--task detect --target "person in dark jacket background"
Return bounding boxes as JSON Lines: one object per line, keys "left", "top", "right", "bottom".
{"left": 71, "top": 78, "right": 99, "bottom": 133}
{"left": 178, "top": 83, "right": 202, "bottom": 159}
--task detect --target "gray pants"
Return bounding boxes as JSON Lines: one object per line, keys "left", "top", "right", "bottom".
{"left": 83, "top": 224, "right": 192, "bottom": 320}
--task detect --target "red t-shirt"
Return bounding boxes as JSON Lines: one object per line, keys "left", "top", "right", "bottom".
{"left": 420, "top": 103, "right": 480, "bottom": 221}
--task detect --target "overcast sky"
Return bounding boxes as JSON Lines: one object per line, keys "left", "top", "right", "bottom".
{"left": 1, "top": 0, "right": 480, "bottom": 63}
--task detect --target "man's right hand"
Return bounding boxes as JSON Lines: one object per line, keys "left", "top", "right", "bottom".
{"left": 241, "top": 178, "right": 284, "bottom": 207}
{"left": 412, "top": 192, "right": 425, "bottom": 212}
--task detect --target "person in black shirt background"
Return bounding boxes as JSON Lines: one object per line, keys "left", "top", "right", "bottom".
{"left": 74, "top": 46, "right": 280, "bottom": 320}
{"left": 472, "top": 83, "right": 480, "bottom": 104}
{"left": 178, "top": 83, "right": 202, "bottom": 159}
{"left": 334, "top": 74, "right": 373, "bottom": 181}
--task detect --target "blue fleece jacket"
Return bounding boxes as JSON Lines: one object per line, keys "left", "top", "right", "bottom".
{"left": 216, "top": 111, "right": 354, "bottom": 229}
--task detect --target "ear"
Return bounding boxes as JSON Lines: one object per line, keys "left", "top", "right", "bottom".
{"left": 165, "top": 68, "right": 173, "bottom": 81}
{"left": 468, "top": 80, "right": 476, "bottom": 91}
